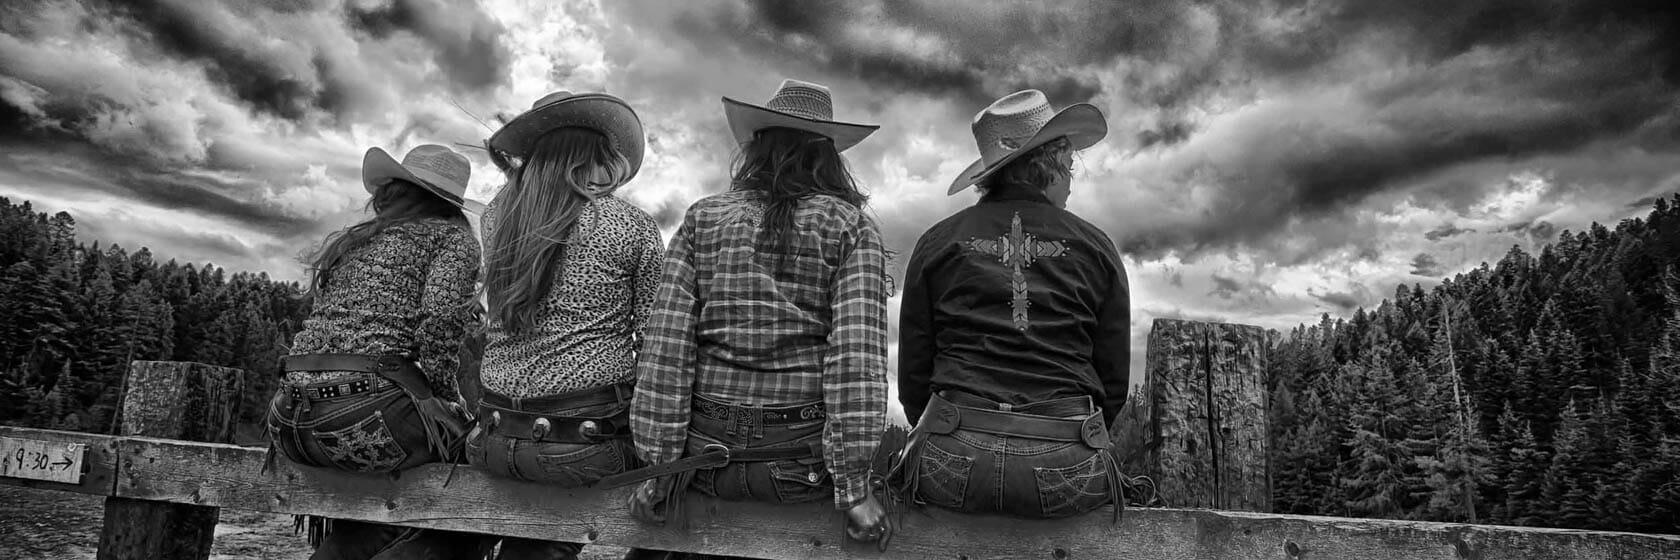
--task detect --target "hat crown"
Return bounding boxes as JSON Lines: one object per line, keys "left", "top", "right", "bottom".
{"left": 971, "top": 90, "right": 1056, "bottom": 166}
{"left": 762, "top": 79, "right": 835, "bottom": 121}
{"left": 531, "top": 90, "right": 576, "bottom": 110}
{"left": 400, "top": 144, "right": 470, "bottom": 196}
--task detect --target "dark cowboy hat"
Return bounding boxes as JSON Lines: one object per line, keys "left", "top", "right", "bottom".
{"left": 487, "top": 91, "right": 645, "bottom": 181}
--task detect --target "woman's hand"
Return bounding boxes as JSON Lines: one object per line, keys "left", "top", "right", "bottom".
{"left": 844, "top": 493, "right": 893, "bottom": 551}
{"left": 628, "top": 479, "right": 666, "bottom": 525}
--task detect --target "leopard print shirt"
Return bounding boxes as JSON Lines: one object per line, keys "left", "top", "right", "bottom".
{"left": 478, "top": 194, "right": 665, "bottom": 398}
{"left": 286, "top": 218, "right": 482, "bottom": 401}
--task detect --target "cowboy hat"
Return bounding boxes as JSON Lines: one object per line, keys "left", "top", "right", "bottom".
{"left": 487, "top": 91, "right": 645, "bottom": 182}
{"left": 948, "top": 90, "right": 1108, "bottom": 195}
{"left": 723, "top": 79, "right": 879, "bottom": 152}
{"left": 362, "top": 144, "right": 485, "bottom": 213}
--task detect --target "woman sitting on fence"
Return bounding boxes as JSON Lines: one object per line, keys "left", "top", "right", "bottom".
{"left": 267, "top": 144, "right": 489, "bottom": 559}
{"left": 615, "top": 79, "right": 894, "bottom": 554}
{"left": 892, "top": 90, "right": 1135, "bottom": 521}
{"left": 465, "top": 91, "right": 666, "bottom": 560}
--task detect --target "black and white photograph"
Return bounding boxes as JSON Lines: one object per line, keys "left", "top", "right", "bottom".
{"left": 0, "top": 0, "right": 1678, "bottom": 558}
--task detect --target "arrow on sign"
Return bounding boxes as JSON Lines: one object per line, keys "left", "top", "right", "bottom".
{"left": 52, "top": 456, "right": 72, "bottom": 470}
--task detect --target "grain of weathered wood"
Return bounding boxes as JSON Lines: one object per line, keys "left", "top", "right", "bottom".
{"left": 99, "top": 360, "right": 246, "bottom": 560}
{"left": 114, "top": 436, "right": 1680, "bottom": 560}
{"left": 1148, "top": 319, "right": 1271, "bottom": 512}
{"left": 0, "top": 426, "right": 118, "bottom": 496}
{"left": 116, "top": 361, "right": 245, "bottom": 442}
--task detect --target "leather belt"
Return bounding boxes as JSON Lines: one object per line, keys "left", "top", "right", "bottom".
{"left": 695, "top": 390, "right": 826, "bottom": 428}
{"left": 281, "top": 353, "right": 435, "bottom": 399}
{"left": 920, "top": 393, "right": 1110, "bottom": 449}
{"left": 284, "top": 375, "right": 395, "bottom": 401}
{"left": 481, "top": 406, "right": 632, "bottom": 444}
{"left": 594, "top": 440, "right": 822, "bottom": 489}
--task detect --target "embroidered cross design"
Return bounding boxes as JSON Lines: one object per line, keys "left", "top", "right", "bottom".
{"left": 966, "top": 212, "right": 1067, "bottom": 331}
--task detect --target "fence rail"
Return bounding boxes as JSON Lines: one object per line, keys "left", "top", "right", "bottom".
{"left": 3, "top": 425, "right": 1677, "bottom": 560}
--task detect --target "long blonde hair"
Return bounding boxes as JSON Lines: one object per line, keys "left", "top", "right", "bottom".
{"left": 483, "top": 127, "right": 631, "bottom": 333}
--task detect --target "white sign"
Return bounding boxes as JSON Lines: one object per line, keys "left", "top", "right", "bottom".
{"left": 0, "top": 437, "right": 86, "bottom": 484}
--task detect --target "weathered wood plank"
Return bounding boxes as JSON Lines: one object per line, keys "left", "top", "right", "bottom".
{"left": 1148, "top": 318, "right": 1271, "bottom": 512}
{"left": 0, "top": 426, "right": 118, "bottom": 497}
{"left": 99, "top": 360, "right": 246, "bottom": 560}
{"left": 114, "top": 436, "right": 1680, "bottom": 560}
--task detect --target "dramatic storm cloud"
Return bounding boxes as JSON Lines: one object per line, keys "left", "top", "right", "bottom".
{"left": 4, "top": 0, "right": 1680, "bottom": 393}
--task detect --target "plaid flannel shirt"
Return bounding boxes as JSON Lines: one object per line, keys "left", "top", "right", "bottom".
{"left": 631, "top": 190, "right": 889, "bottom": 510}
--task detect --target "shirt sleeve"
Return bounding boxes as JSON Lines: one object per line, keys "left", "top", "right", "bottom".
{"left": 417, "top": 225, "right": 482, "bottom": 402}
{"left": 897, "top": 233, "right": 937, "bottom": 427}
{"left": 631, "top": 211, "right": 700, "bottom": 467}
{"left": 1091, "top": 244, "right": 1131, "bottom": 426}
{"left": 821, "top": 213, "right": 890, "bottom": 510}
{"left": 631, "top": 212, "right": 666, "bottom": 347}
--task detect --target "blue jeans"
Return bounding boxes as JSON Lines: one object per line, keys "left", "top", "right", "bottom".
{"left": 268, "top": 378, "right": 488, "bottom": 559}
{"left": 267, "top": 377, "right": 437, "bottom": 472}
{"left": 684, "top": 404, "right": 832, "bottom": 506}
{"left": 467, "top": 397, "right": 639, "bottom": 560}
{"left": 904, "top": 392, "right": 1117, "bottom": 519}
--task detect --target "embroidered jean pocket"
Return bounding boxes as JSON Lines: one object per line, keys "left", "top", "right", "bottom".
{"left": 916, "top": 441, "right": 974, "bottom": 510}
{"left": 313, "top": 410, "right": 409, "bottom": 473}
{"left": 533, "top": 441, "right": 630, "bottom": 488}
{"left": 768, "top": 459, "right": 832, "bottom": 504}
{"left": 1033, "top": 451, "right": 1110, "bottom": 518}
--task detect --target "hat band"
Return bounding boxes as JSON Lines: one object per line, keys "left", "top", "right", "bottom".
{"left": 407, "top": 167, "right": 466, "bottom": 203}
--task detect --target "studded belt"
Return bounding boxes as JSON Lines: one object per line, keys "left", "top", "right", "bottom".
{"left": 480, "top": 405, "right": 632, "bottom": 445}
{"left": 283, "top": 375, "right": 395, "bottom": 401}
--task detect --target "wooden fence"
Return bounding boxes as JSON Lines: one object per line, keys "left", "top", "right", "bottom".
{"left": 0, "top": 320, "right": 1677, "bottom": 559}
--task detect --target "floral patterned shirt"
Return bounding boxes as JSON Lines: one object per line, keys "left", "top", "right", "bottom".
{"left": 478, "top": 194, "right": 665, "bottom": 398}
{"left": 287, "top": 218, "right": 481, "bottom": 401}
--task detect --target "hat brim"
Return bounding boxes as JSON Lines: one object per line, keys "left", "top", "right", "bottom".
{"left": 362, "top": 148, "right": 486, "bottom": 214}
{"left": 722, "top": 97, "right": 879, "bottom": 152}
{"left": 487, "top": 94, "right": 645, "bottom": 183}
{"left": 947, "top": 104, "right": 1108, "bottom": 196}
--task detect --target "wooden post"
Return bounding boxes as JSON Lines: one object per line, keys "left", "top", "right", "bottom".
{"left": 1147, "top": 318, "right": 1271, "bottom": 512}
{"left": 97, "top": 361, "right": 246, "bottom": 560}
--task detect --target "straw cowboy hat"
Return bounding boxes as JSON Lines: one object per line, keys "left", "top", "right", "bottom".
{"left": 723, "top": 79, "right": 879, "bottom": 151}
{"left": 948, "top": 90, "right": 1108, "bottom": 195}
{"left": 487, "top": 91, "right": 645, "bottom": 181}
{"left": 362, "top": 144, "right": 485, "bottom": 213}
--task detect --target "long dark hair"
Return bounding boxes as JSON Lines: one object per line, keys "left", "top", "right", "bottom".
{"left": 483, "top": 127, "right": 632, "bottom": 334}
{"left": 730, "top": 127, "right": 866, "bottom": 259}
{"left": 307, "top": 179, "right": 466, "bottom": 292}
{"left": 976, "top": 136, "right": 1074, "bottom": 201}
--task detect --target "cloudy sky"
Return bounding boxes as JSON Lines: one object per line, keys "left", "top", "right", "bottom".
{"left": 3, "top": 0, "right": 1679, "bottom": 414}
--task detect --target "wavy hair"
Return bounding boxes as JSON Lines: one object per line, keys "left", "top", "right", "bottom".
{"left": 730, "top": 127, "right": 867, "bottom": 262}
{"left": 306, "top": 179, "right": 465, "bottom": 292}
{"left": 483, "top": 127, "right": 632, "bottom": 334}
{"left": 976, "top": 136, "right": 1074, "bottom": 201}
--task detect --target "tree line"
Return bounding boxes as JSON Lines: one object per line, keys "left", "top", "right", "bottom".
{"left": 1265, "top": 196, "right": 1680, "bottom": 534}
{"left": 0, "top": 197, "right": 308, "bottom": 442}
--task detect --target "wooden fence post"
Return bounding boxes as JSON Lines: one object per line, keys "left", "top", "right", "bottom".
{"left": 97, "top": 361, "right": 246, "bottom": 560}
{"left": 1146, "top": 318, "right": 1272, "bottom": 512}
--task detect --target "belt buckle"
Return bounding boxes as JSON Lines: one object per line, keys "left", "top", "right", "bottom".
{"left": 702, "top": 443, "right": 732, "bottom": 464}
